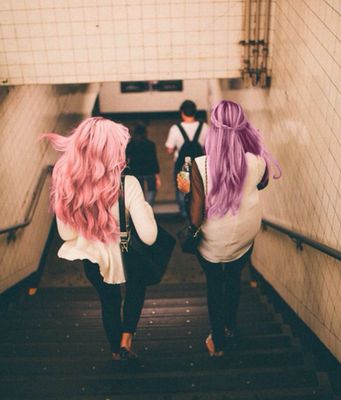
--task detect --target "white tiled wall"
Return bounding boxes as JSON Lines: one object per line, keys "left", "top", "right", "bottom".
{"left": 225, "top": 0, "right": 341, "bottom": 361}
{"left": 0, "top": 0, "right": 266, "bottom": 84}
{"left": 0, "top": 83, "right": 99, "bottom": 294}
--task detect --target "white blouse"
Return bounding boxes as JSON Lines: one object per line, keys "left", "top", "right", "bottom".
{"left": 56, "top": 175, "right": 158, "bottom": 284}
{"left": 195, "top": 153, "right": 266, "bottom": 263}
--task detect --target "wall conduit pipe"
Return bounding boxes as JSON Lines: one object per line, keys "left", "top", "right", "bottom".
{"left": 260, "top": 0, "right": 271, "bottom": 87}
{"left": 241, "top": 0, "right": 252, "bottom": 87}
{"left": 252, "top": 0, "right": 261, "bottom": 86}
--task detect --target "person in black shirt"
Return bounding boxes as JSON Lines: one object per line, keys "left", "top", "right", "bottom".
{"left": 126, "top": 124, "right": 161, "bottom": 206}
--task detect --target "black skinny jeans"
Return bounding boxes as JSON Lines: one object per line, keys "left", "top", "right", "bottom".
{"left": 197, "top": 247, "right": 252, "bottom": 351}
{"left": 83, "top": 259, "right": 146, "bottom": 353}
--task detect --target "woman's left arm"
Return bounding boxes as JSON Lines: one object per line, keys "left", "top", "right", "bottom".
{"left": 126, "top": 176, "right": 157, "bottom": 245}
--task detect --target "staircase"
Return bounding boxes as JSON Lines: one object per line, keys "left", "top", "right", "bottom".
{"left": 0, "top": 282, "right": 333, "bottom": 400}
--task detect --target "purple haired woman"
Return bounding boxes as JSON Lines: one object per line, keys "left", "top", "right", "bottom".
{"left": 177, "top": 100, "right": 281, "bottom": 357}
{"left": 43, "top": 117, "right": 157, "bottom": 361}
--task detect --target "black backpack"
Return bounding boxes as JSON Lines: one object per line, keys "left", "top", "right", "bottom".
{"left": 174, "top": 122, "right": 204, "bottom": 173}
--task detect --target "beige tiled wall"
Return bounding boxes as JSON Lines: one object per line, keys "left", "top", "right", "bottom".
{"left": 0, "top": 83, "right": 99, "bottom": 294}
{"left": 226, "top": 0, "right": 341, "bottom": 361}
{"left": 0, "top": 0, "right": 271, "bottom": 84}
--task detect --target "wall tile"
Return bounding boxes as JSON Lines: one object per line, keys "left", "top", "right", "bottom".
{"left": 1, "top": 0, "right": 249, "bottom": 84}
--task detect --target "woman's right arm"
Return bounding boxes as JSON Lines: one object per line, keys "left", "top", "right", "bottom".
{"left": 190, "top": 161, "right": 205, "bottom": 228}
{"left": 256, "top": 156, "right": 269, "bottom": 190}
{"left": 151, "top": 142, "right": 161, "bottom": 189}
{"left": 125, "top": 176, "right": 157, "bottom": 245}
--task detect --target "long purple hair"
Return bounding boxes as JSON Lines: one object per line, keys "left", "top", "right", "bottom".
{"left": 205, "top": 100, "right": 281, "bottom": 218}
{"left": 42, "top": 117, "right": 130, "bottom": 243}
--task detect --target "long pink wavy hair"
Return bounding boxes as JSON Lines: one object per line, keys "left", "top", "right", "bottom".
{"left": 42, "top": 117, "right": 130, "bottom": 243}
{"left": 205, "top": 100, "right": 281, "bottom": 218}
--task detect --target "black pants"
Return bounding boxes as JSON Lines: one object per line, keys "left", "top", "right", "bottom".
{"left": 83, "top": 260, "right": 146, "bottom": 353}
{"left": 197, "top": 247, "right": 252, "bottom": 351}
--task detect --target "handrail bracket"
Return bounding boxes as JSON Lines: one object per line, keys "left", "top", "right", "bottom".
{"left": 262, "top": 218, "right": 340, "bottom": 261}
{"left": 7, "top": 229, "right": 17, "bottom": 244}
{"left": 291, "top": 236, "right": 303, "bottom": 251}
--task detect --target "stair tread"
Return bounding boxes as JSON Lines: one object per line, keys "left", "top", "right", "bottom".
{"left": 0, "top": 322, "right": 283, "bottom": 342}
{"left": 2, "top": 311, "right": 274, "bottom": 327}
{"left": 0, "top": 333, "right": 294, "bottom": 353}
{"left": 0, "top": 349, "right": 306, "bottom": 375}
{"left": 0, "top": 386, "right": 331, "bottom": 400}
{"left": 29, "top": 283, "right": 260, "bottom": 301}
{"left": 0, "top": 367, "right": 320, "bottom": 395}
{"left": 21, "top": 295, "right": 265, "bottom": 308}
{"left": 3, "top": 305, "right": 271, "bottom": 320}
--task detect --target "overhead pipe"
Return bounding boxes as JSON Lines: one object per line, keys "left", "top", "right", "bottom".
{"left": 239, "top": 0, "right": 272, "bottom": 88}
{"left": 240, "top": 0, "right": 252, "bottom": 87}
{"left": 251, "top": 0, "right": 261, "bottom": 86}
{"left": 259, "top": 0, "right": 271, "bottom": 87}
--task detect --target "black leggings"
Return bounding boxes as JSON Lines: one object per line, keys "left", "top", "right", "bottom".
{"left": 83, "top": 260, "right": 146, "bottom": 353}
{"left": 197, "top": 247, "right": 252, "bottom": 351}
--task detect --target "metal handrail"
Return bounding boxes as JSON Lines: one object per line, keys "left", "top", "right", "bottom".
{"left": 0, "top": 165, "right": 53, "bottom": 243}
{"left": 262, "top": 218, "right": 341, "bottom": 261}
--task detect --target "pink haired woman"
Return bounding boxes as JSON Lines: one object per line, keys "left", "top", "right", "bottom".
{"left": 177, "top": 100, "right": 281, "bottom": 357}
{"left": 43, "top": 117, "right": 157, "bottom": 361}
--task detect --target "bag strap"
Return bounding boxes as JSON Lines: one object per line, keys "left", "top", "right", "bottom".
{"left": 191, "top": 157, "right": 207, "bottom": 237}
{"left": 119, "top": 176, "right": 130, "bottom": 252}
{"left": 204, "top": 156, "right": 208, "bottom": 195}
{"left": 176, "top": 124, "right": 190, "bottom": 142}
{"left": 193, "top": 121, "right": 203, "bottom": 143}
{"left": 197, "top": 157, "right": 207, "bottom": 228}
{"left": 177, "top": 122, "right": 203, "bottom": 144}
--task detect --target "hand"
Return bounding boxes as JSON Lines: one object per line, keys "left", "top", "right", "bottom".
{"left": 155, "top": 174, "right": 161, "bottom": 189}
{"left": 177, "top": 173, "right": 190, "bottom": 193}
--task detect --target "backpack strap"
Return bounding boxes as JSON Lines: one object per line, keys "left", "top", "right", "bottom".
{"left": 193, "top": 121, "right": 203, "bottom": 143}
{"left": 176, "top": 124, "right": 190, "bottom": 142}
{"left": 177, "top": 122, "right": 204, "bottom": 143}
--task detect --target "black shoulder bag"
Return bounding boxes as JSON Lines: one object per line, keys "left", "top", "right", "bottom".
{"left": 119, "top": 176, "right": 176, "bottom": 285}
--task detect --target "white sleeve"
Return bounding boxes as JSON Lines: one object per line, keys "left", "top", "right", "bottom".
{"left": 56, "top": 217, "right": 78, "bottom": 241}
{"left": 125, "top": 176, "right": 157, "bottom": 245}
{"left": 165, "top": 125, "right": 179, "bottom": 149}
{"left": 199, "top": 122, "right": 209, "bottom": 147}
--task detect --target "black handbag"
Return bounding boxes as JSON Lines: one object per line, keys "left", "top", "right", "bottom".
{"left": 176, "top": 224, "right": 201, "bottom": 254}
{"left": 119, "top": 177, "right": 176, "bottom": 286}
